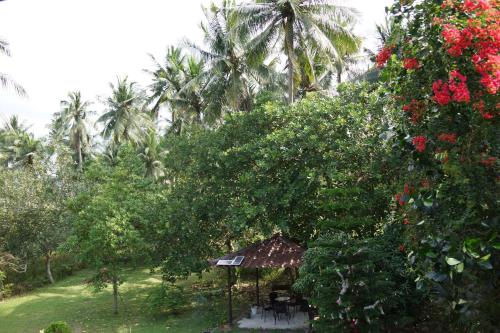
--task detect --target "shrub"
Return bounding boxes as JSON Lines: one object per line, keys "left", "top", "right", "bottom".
{"left": 44, "top": 321, "right": 72, "bottom": 333}
{"left": 147, "top": 283, "right": 190, "bottom": 316}
{"left": 296, "top": 225, "right": 420, "bottom": 332}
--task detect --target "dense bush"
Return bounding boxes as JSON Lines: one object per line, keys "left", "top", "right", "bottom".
{"left": 44, "top": 321, "right": 72, "bottom": 333}
{"left": 297, "top": 224, "right": 422, "bottom": 332}
{"left": 147, "top": 283, "right": 190, "bottom": 316}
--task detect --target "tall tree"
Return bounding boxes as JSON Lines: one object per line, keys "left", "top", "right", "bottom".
{"left": 98, "top": 77, "right": 152, "bottom": 145}
{"left": 239, "top": 0, "right": 360, "bottom": 104}
{"left": 0, "top": 116, "right": 42, "bottom": 168}
{"left": 51, "top": 91, "right": 93, "bottom": 170}
{"left": 146, "top": 48, "right": 207, "bottom": 133}
{"left": 189, "top": 0, "right": 273, "bottom": 114}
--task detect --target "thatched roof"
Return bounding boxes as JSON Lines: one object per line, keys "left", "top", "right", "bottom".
{"left": 209, "top": 234, "right": 305, "bottom": 268}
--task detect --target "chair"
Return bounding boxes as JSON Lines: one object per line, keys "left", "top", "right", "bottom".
{"left": 261, "top": 292, "right": 278, "bottom": 321}
{"left": 273, "top": 301, "right": 291, "bottom": 324}
{"left": 287, "top": 294, "right": 303, "bottom": 317}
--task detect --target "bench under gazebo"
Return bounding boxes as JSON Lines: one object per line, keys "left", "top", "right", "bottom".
{"left": 209, "top": 234, "right": 306, "bottom": 328}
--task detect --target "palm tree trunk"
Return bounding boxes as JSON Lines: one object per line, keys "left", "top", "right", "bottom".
{"left": 337, "top": 68, "right": 342, "bottom": 84}
{"left": 76, "top": 131, "right": 83, "bottom": 171}
{"left": 285, "top": 20, "right": 294, "bottom": 105}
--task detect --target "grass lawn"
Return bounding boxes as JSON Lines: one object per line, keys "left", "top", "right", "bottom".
{"left": 0, "top": 268, "right": 304, "bottom": 333}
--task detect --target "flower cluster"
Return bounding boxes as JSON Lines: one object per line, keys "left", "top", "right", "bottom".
{"left": 442, "top": 24, "right": 472, "bottom": 57}
{"left": 412, "top": 136, "right": 427, "bottom": 152}
{"left": 402, "top": 99, "right": 426, "bottom": 123}
{"left": 437, "top": 133, "right": 458, "bottom": 143}
{"left": 376, "top": 46, "right": 392, "bottom": 68}
{"left": 433, "top": 70, "right": 471, "bottom": 105}
{"left": 403, "top": 58, "right": 420, "bottom": 69}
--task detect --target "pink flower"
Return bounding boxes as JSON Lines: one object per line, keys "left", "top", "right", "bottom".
{"left": 449, "top": 70, "right": 471, "bottom": 103}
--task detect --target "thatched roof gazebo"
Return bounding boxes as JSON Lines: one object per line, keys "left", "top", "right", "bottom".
{"left": 209, "top": 234, "right": 305, "bottom": 325}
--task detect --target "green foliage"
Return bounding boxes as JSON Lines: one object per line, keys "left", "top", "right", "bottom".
{"left": 66, "top": 145, "right": 162, "bottom": 311}
{"left": 155, "top": 83, "right": 396, "bottom": 281}
{"left": 44, "top": 321, "right": 72, "bottom": 333}
{"left": 297, "top": 225, "right": 420, "bottom": 332}
{"left": 147, "top": 283, "right": 190, "bottom": 316}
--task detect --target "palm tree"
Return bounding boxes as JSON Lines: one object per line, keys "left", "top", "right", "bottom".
{"left": 0, "top": 116, "right": 42, "bottom": 168}
{"left": 238, "top": 0, "right": 360, "bottom": 104}
{"left": 188, "top": 0, "right": 273, "bottom": 114}
{"left": 0, "top": 37, "right": 26, "bottom": 96}
{"left": 137, "top": 130, "right": 165, "bottom": 180}
{"left": 146, "top": 48, "right": 207, "bottom": 133}
{"left": 98, "top": 77, "right": 153, "bottom": 145}
{"left": 51, "top": 91, "right": 93, "bottom": 170}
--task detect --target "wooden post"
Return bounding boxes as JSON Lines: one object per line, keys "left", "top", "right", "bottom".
{"left": 256, "top": 268, "right": 260, "bottom": 306}
{"left": 227, "top": 266, "right": 233, "bottom": 326}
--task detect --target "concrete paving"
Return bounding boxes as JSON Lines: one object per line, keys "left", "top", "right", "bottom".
{"left": 237, "top": 311, "right": 309, "bottom": 330}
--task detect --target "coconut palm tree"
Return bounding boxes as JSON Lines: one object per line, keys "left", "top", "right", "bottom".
{"left": 51, "top": 91, "right": 93, "bottom": 170}
{"left": 137, "top": 130, "right": 165, "bottom": 180}
{"left": 146, "top": 48, "right": 207, "bottom": 134}
{"left": 0, "top": 37, "right": 26, "bottom": 96}
{"left": 98, "top": 77, "right": 153, "bottom": 145}
{"left": 188, "top": 0, "right": 274, "bottom": 114}
{"left": 238, "top": 0, "right": 360, "bottom": 104}
{"left": 0, "top": 116, "right": 42, "bottom": 168}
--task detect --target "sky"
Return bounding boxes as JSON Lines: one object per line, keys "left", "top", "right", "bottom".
{"left": 0, "top": 0, "right": 393, "bottom": 137}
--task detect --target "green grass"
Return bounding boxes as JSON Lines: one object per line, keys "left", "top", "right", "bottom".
{"left": 0, "top": 268, "right": 304, "bottom": 333}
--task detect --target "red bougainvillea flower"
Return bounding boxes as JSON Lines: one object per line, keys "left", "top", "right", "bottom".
{"left": 402, "top": 99, "right": 426, "bottom": 123}
{"left": 394, "top": 193, "right": 405, "bottom": 206}
{"left": 412, "top": 136, "right": 427, "bottom": 153}
{"left": 473, "top": 100, "right": 495, "bottom": 119}
{"left": 376, "top": 46, "right": 392, "bottom": 68}
{"left": 437, "top": 133, "right": 458, "bottom": 144}
{"left": 403, "top": 218, "right": 410, "bottom": 225}
{"left": 399, "top": 244, "right": 406, "bottom": 253}
{"left": 404, "top": 183, "right": 410, "bottom": 194}
{"left": 403, "top": 58, "right": 420, "bottom": 69}
{"left": 480, "top": 156, "right": 496, "bottom": 167}
{"left": 449, "top": 70, "right": 471, "bottom": 103}
{"left": 433, "top": 80, "right": 452, "bottom": 105}
{"left": 442, "top": 25, "right": 472, "bottom": 57}
{"left": 464, "top": 0, "right": 491, "bottom": 12}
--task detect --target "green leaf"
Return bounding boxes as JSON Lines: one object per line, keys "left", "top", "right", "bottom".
{"left": 456, "top": 263, "right": 464, "bottom": 273}
{"left": 445, "top": 257, "right": 461, "bottom": 266}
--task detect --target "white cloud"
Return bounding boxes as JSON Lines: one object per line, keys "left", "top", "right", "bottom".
{"left": 0, "top": 0, "right": 392, "bottom": 137}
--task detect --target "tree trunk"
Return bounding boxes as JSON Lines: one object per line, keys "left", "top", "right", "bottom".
{"left": 112, "top": 276, "right": 119, "bottom": 314}
{"left": 337, "top": 68, "right": 342, "bottom": 84}
{"left": 286, "top": 20, "right": 295, "bottom": 105}
{"left": 45, "top": 254, "right": 54, "bottom": 284}
{"left": 76, "top": 134, "right": 83, "bottom": 171}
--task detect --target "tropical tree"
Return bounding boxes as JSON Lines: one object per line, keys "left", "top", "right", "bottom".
{"left": 146, "top": 49, "right": 206, "bottom": 133}
{"left": 0, "top": 116, "right": 42, "bottom": 168}
{"left": 0, "top": 37, "right": 26, "bottom": 96}
{"left": 51, "top": 91, "right": 93, "bottom": 170}
{"left": 238, "top": 0, "right": 360, "bottom": 103}
{"left": 137, "top": 130, "right": 165, "bottom": 180}
{"left": 98, "top": 77, "right": 152, "bottom": 145}
{"left": 189, "top": 0, "right": 274, "bottom": 114}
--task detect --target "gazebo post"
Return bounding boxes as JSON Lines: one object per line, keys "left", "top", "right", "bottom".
{"left": 256, "top": 268, "right": 260, "bottom": 306}
{"left": 227, "top": 266, "right": 233, "bottom": 326}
